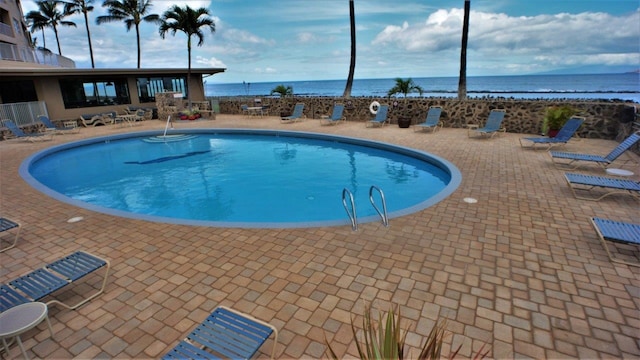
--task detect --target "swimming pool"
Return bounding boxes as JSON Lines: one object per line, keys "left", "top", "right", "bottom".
{"left": 20, "top": 129, "right": 461, "bottom": 228}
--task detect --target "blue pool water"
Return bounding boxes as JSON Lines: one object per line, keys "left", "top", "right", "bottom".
{"left": 20, "top": 130, "right": 461, "bottom": 228}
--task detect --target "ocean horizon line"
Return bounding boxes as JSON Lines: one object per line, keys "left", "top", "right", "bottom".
{"left": 205, "top": 73, "right": 639, "bottom": 102}
{"left": 208, "top": 72, "right": 638, "bottom": 86}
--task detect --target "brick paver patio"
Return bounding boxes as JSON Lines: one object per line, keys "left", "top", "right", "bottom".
{"left": 1, "top": 115, "right": 638, "bottom": 359}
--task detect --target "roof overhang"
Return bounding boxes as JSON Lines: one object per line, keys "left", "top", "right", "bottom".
{"left": 0, "top": 67, "right": 226, "bottom": 77}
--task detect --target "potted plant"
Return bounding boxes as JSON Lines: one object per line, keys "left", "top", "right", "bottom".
{"left": 178, "top": 109, "right": 200, "bottom": 120}
{"left": 542, "top": 105, "right": 574, "bottom": 137}
{"left": 387, "top": 78, "right": 424, "bottom": 128}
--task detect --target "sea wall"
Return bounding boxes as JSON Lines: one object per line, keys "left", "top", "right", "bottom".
{"left": 217, "top": 97, "right": 638, "bottom": 141}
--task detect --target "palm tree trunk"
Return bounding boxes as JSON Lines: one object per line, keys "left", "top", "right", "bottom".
{"left": 83, "top": 11, "right": 95, "bottom": 68}
{"left": 135, "top": 23, "right": 141, "bottom": 68}
{"left": 53, "top": 24, "right": 62, "bottom": 55}
{"left": 343, "top": 0, "right": 356, "bottom": 98}
{"left": 457, "top": 0, "right": 470, "bottom": 100}
{"left": 41, "top": 28, "right": 46, "bottom": 49}
{"left": 187, "top": 36, "right": 192, "bottom": 110}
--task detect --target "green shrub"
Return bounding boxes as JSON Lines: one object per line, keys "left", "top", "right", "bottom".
{"left": 542, "top": 105, "right": 574, "bottom": 134}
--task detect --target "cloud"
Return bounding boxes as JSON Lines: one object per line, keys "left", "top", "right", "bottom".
{"left": 297, "top": 32, "right": 317, "bottom": 43}
{"left": 253, "top": 67, "right": 278, "bottom": 74}
{"left": 371, "top": 7, "right": 640, "bottom": 73}
{"left": 195, "top": 56, "right": 226, "bottom": 68}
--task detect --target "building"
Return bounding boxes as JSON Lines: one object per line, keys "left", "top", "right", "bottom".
{"left": 0, "top": 0, "right": 224, "bottom": 125}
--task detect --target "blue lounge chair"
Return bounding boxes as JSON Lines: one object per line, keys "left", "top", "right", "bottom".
{"left": 519, "top": 116, "right": 584, "bottom": 150}
{"left": 468, "top": 109, "right": 506, "bottom": 138}
{"left": 0, "top": 251, "right": 110, "bottom": 312}
{"left": 281, "top": 103, "right": 305, "bottom": 123}
{"left": 550, "top": 131, "right": 640, "bottom": 169}
{"left": 163, "top": 306, "right": 278, "bottom": 360}
{"left": 366, "top": 105, "right": 389, "bottom": 127}
{"left": 38, "top": 115, "right": 79, "bottom": 134}
{"left": 564, "top": 173, "right": 640, "bottom": 201}
{"left": 414, "top": 106, "right": 443, "bottom": 132}
{"left": 2, "top": 119, "right": 53, "bottom": 142}
{"left": 0, "top": 217, "right": 21, "bottom": 253}
{"left": 591, "top": 217, "right": 640, "bottom": 267}
{"left": 320, "top": 104, "right": 346, "bottom": 125}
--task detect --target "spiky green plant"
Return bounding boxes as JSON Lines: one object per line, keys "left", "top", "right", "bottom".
{"left": 326, "top": 302, "right": 490, "bottom": 360}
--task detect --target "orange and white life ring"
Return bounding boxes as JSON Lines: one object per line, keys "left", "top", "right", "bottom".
{"left": 369, "top": 101, "right": 380, "bottom": 115}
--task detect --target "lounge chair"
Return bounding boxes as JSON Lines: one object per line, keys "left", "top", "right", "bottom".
{"left": 79, "top": 113, "right": 106, "bottom": 127}
{"left": 550, "top": 131, "right": 640, "bottom": 169}
{"left": 414, "top": 106, "right": 443, "bottom": 132}
{"left": 590, "top": 217, "right": 640, "bottom": 267}
{"left": 366, "top": 105, "right": 389, "bottom": 127}
{"left": 281, "top": 103, "right": 305, "bottom": 123}
{"left": 37, "top": 115, "right": 80, "bottom": 134}
{"left": 320, "top": 104, "right": 346, "bottom": 125}
{"left": 163, "top": 306, "right": 278, "bottom": 360}
{"left": 564, "top": 173, "right": 640, "bottom": 201}
{"left": 0, "top": 217, "right": 21, "bottom": 253}
{"left": 0, "top": 251, "right": 110, "bottom": 312}
{"left": 2, "top": 119, "right": 53, "bottom": 142}
{"left": 468, "top": 109, "right": 506, "bottom": 138}
{"left": 519, "top": 116, "right": 584, "bottom": 150}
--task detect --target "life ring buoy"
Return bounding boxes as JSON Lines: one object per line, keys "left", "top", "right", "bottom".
{"left": 369, "top": 101, "right": 380, "bottom": 115}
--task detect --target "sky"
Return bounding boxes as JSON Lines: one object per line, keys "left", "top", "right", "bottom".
{"left": 22, "top": 0, "right": 640, "bottom": 84}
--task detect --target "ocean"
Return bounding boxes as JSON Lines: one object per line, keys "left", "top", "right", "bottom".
{"left": 205, "top": 73, "right": 639, "bottom": 102}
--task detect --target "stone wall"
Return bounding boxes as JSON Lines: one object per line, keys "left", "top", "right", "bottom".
{"left": 156, "top": 92, "right": 184, "bottom": 121}
{"left": 218, "top": 97, "right": 638, "bottom": 140}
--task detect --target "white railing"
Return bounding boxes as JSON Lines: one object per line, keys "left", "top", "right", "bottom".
{"left": 0, "top": 43, "right": 75, "bottom": 68}
{"left": 0, "top": 101, "right": 48, "bottom": 127}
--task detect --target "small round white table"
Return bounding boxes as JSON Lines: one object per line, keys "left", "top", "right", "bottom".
{"left": 0, "top": 302, "right": 53, "bottom": 360}
{"left": 606, "top": 168, "right": 634, "bottom": 177}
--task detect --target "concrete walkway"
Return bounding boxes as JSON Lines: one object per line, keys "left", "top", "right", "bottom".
{"left": 1, "top": 115, "right": 638, "bottom": 359}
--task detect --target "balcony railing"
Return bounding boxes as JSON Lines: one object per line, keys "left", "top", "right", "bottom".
{"left": 0, "top": 22, "right": 12, "bottom": 37}
{"left": 0, "top": 42, "right": 75, "bottom": 68}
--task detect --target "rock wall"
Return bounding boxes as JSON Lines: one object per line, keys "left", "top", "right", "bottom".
{"left": 156, "top": 92, "right": 184, "bottom": 121}
{"left": 217, "top": 97, "right": 638, "bottom": 140}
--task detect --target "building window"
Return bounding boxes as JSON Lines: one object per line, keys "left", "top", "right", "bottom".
{"left": 59, "top": 79, "right": 130, "bottom": 108}
{"left": 12, "top": 18, "right": 21, "bottom": 36}
{"left": 137, "top": 76, "right": 186, "bottom": 103}
{"left": 0, "top": 80, "right": 37, "bottom": 103}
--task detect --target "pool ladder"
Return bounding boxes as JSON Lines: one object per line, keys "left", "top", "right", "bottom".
{"left": 342, "top": 186, "right": 389, "bottom": 231}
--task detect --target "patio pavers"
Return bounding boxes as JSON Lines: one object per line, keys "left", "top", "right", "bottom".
{"left": 1, "top": 115, "right": 638, "bottom": 359}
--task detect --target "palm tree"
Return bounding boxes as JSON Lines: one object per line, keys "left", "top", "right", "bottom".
{"left": 159, "top": 5, "right": 215, "bottom": 109}
{"left": 387, "top": 78, "right": 424, "bottom": 99}
{"left": 342, "top": 0, "right": 356, "bottom": 98}
{"left": 388, "top": 78, "right": 424, "bottom": 126}
{"left": 458, "top": 0, "right": 471, "bottom": 99}
{"left": 96, "top": 0, "right": 160, "bottom": 68}
{"left": 26, "top": 0, "right": 76, "bottom": 56}
{"left": 270, "top": 85, "right": 293, "bottom": 97}
{"left": 25, "top": 11, "right": 49, "bottom": 50}
{"left": 63, "top": 0, "right": 96, "bottom": 68}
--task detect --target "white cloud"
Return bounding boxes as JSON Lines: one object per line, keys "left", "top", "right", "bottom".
{"left": 370, "top": 7, "right": 640, "bottom": 74}
{"left": 297, "top": 32, "right": 316, "bottom": 43}
{"left": 253, "top": 67, "right": 277, "bottom": 74}
{"left": 195, "top": 56, "right": 226, "bottom": 68}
